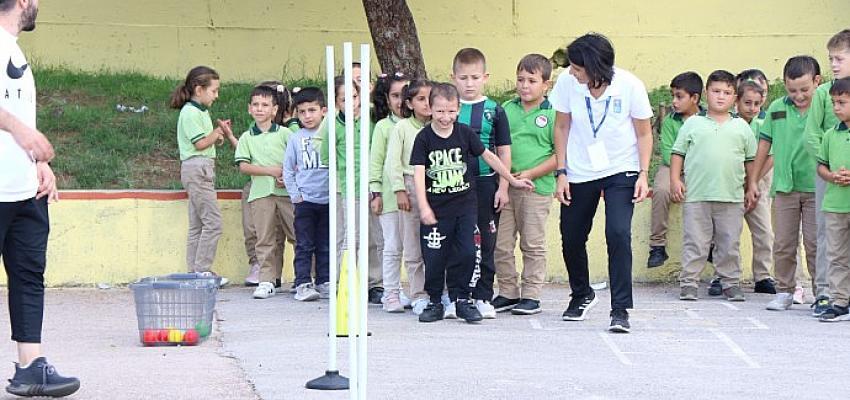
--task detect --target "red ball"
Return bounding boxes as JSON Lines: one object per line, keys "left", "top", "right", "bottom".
{"left": 182, "top": 329, "right": 200, "bottom": 345}
{"left": 157, "top": 329, "right": 170, "bottom": 342}
{"left": 142, "top": 330, "right": 158, "bottom": 345}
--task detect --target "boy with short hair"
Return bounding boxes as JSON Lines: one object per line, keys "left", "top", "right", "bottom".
{"left": 283, "top": 87, "right": 331, "bottom": 302}
{"left": 451, "top": 48, "right": 512, "bottom": 319}
{"left": 492, "top": 54, "right": 555, "bottom": 315}
{"left": 806, "top": 29, "right": 850, "bottom": 314}
{"left": 647, "top": 71, "right": 703, "bottom": 268}
{"left": 671, "top": 70, "right": 757, "bottom": 302}
{"left": 234, "top": 85, "right": 296, "bottom": 299}
{"left": 411, "top": 83, "right": 534, "bottom": 323}
{"left": 815, "top": 77, "right": 850, "bottom": 321}
{"left": 749, "top": 56, "right": 823, "bottom": 311}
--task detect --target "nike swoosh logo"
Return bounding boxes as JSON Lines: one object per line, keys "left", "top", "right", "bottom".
{"left": 625, "top": 172, "right": 638, "bottom": 177}
{"left": 7, "top": 58, "right": 28, "bottom": 80}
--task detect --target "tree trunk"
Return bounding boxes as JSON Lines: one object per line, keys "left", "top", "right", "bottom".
{"left": 362, "top": 0, "right": 428, "bottom": 79}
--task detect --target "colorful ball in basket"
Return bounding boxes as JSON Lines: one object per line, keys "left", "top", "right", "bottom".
{"left": 168, "top": 329, "right": 184, "bottom": 343}
{"left": 157, "top": 329, "right": 170, "bottom": 342}
{"left": 195, "top": 321, "right": 211, "bottom": 338}
{"left": 183, "top": 329, "right": 200, "bottom": 345}
{"left": 142, "top": 329, "right": 158, "bottom": 345}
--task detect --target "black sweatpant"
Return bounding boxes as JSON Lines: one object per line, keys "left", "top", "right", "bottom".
{"left": 560, "top": 172, "right": 637, "bottom": 310}
{"left": 0, "top": 197, "right": 49, "bottom": 343}
{"left": 421, "top": 213, "right": 477, "bottom": 304}
{"left": 472, "top": 175, "right": 500, "bottom": 301}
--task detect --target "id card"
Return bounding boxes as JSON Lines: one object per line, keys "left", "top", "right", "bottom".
{"left": 587, "top": 140, "right": 610, "bottom": 171}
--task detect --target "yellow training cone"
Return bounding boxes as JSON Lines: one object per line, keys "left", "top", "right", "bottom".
{"left": 335, "top": 249, "right": 359, "bottom": 337}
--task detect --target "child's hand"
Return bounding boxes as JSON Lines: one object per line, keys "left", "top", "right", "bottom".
{"left": 275, "top": 176, "right": 285, "bottom": 188}
{"left": 217, "top": 119, "right": 234, "bottom": 138}
{"left": 513, "top": 170, "right": 533, "bottom": 181}
{"left": 494, "top": 186, "right": 510, "bottom": 212}
{"left": 632, "top": 172, "right": 649, "bottom": 204}
{"left": 420, "top": 207, "right": 437, "bottom": 225}
{"left": 670, "top": 179, "right": 686, "bottom": 203}
{"left": 745, "top": 183, "right": 760, "bottom": 211}
{"left": 396, "top": 191, "right": 411, "bottom": 212}
{"left": 370, "top": 196, "right": 383, "bottom": 215}
{"left": 509, "top": 177, "right": 535, "bottom": 192}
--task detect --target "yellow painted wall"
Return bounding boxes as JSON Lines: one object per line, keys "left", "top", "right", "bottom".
{"left": 0, "top": 192, "right": 774, "bottom": 287}
{"left": 19, "top": 1, "right": 850, "bottom": 88}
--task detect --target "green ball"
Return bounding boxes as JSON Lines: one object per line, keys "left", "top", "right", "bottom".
{"left": 195, "top": 321, "right": 212, "bottom": 338}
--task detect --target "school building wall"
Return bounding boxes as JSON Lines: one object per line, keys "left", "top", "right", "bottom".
{"left": 0, "top": 191, "right": 773, "bottom": 287}
{"left": 20, "top": 1, "right": 850, "bottom": 88}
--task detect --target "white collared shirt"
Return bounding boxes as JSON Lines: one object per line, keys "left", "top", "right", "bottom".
{"left": 549, "top": 66, "right": 652, "bottom": 183}
{"left": 0, "top": 28, "right": 37, "bottom": 202}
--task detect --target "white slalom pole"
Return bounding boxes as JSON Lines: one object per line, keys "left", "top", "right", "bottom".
{"left": 343, "top": 42, "right": 359, "bottom": 400}
{"left": 305, "top": 45, "right": 347, "bottom": 391}
{"left": 357, "top": 43, "right": 370, "bottom": 400}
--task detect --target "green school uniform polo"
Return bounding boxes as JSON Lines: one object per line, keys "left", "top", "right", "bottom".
{"left": 817, "top": 122, "right": 850, "bottom": 213}
{"left": 805, "top": 81, "right": 839, "bottom": 157}
{"left": 659, "top": 112, "right": 686, "bottom": 167}
{"left": 319, "top": 113, "right": 374, "bottom": 197}
{"left": 369, "top": 114, "right": 402, "bottom": 213}
{"left": 385, "top": 117, "right": 426, "bottom": 193}
{"left": 177, "top": 101, "right": 215, "bottom": 161}
{"left": 234, "top": 123, "right": 292, "bottom": 202}
{"left": 502, "top": 97, "right": 556, "bottom": 195}
{"left": 671, "top": 113, "right": 757, "bottom": 203}
{"left": 760, "top": 96, "right": 816, "bottom": 195}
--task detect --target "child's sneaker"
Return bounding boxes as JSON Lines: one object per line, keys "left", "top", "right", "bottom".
{"left": 766, "top": 293, "right": 793, "bottom": 310}
{"left": 399, "top": 291, "right": 412, "bottom": 309}
{"left": 812, "top": 295, "right": 831, "bottom": 317}
{"left": 491, "top": 295, "right": 520, "bottom": 312}
{"left": 455, "top": 300, "right": 483, "bottom": 323}
{"left": 411, "top": 298, "right": 429, "bottom": 315}
{"left": 818, "top": 304, "right": 850, "bottom": 322}
{"left": 200, "top": 271, "right": 229, "bottom": 287}
{"left": 723, "top": 286, "right": 745, "bottom": 302}
{"left": 253, "top": 282, "right": 275, "bottom": 299}
{"left": 244, "top": 263, "right": 260, "bottom": 286}
{"left": 707, "top": 278, "right": 722, "bottom": 296}
{"left": 5, "top": 357, "right": 80, "bottom": 398}
{"left": 418, "top": 302, "right": 444, "bottom": 323}
{"left": 294, "top": 283, "right": 320, "bottom": 302}
{"left": 647, "top": 246, "right": 668, "bottom": 268}
{"left": 383, "top": 290, "right": 405, "bottom": 313}
{"left": 475, "top": 300, "right": 496, "bottom": 319}
{"left": 792, "top": 286, "right": 805, "bottom": 304}
{"left": 444, "top": 302, "right": 457, "bottom": 319}
{"left": 679, "top": 286, "right": 698, "bottom": 301}
{"left": 753, "top": 278, "right": 777, "bottom": 294}
{"left": 562, "top": 291, "right": 598, "bottom": 321}
{"left": 608, "top": 309, "right": 631, "bottom": 333}
{"left": 316, "top": 282, "right": 330, "bottom": 299}
{"left": 511, "top": 299, "right": 542, "bottom": 315}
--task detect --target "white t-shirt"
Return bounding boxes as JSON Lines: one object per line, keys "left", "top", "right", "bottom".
{"left": 549, "top": 66, "right": 652, "bottom": 183}
{"left": 0, "top": 29, "right": 37, "bottom": 202}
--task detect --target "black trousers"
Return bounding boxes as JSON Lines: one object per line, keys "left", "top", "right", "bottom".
{"left": 293, "top": 201, "right": 330, "bottom": 286}
{"left": 472, "top": 175, "right": 500, "bottom": 301}
{"left": 560, "top": 172, "right": 636, "bottom": 310}
{"left": 421, "top": 213, "right": 476, "bottom": 304}
{"left": 0, "top": 197, "right": 49, "bottom": 343}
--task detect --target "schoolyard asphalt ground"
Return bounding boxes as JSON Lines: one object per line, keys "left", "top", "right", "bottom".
{"left": 0, "top": 282, "right": 846, "bottom": 400}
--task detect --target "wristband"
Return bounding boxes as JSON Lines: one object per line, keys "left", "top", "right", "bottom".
{"left": 554, "top": 168, "right": 568, "bottom": 177}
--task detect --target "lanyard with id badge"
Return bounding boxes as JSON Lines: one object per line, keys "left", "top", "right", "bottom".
{"left": 586, "top": 96, "right": 613, "bottom": 171}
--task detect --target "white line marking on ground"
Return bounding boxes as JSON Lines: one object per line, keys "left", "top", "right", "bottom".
{"left": 599, "top": 332, "right": 633, "bottom": 366}
{"left": 529, "top": 319, "right": 543, "bottom": 330}
{"left": 746, "top": 317, "right": 769, "bottom": 330}
{"left": 684, "top": 309, "right": 702, "bottom": 319}
{"left": 709, "top": 328, "right": 760, "bottom": 368}
{"left": 720, "top": 302, "right": 740, "bottom": 311}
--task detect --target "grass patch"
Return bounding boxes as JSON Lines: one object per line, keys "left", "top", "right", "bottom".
{"left": 36, "top": 67, "right": 792, "bottom": 189}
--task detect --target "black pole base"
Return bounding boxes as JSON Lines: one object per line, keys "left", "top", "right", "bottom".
{"left": 305, "top": 370, "right": 349, "bottom": 390}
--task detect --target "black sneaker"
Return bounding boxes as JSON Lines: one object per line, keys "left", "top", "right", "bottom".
{"left": 418, "top": 302, "right": 445, "bottom": 323}
{"left": 274, "top": 279, "right": 282, "bottom": 289}
{"left": 708, "top": 278, "right": 722, "bottom": 296}
{"left": 455, "top": 300, "right": 483, "bottom": 323}
{"left": 647, "top": 246, "right": 668, "bottom": 268}
{"left": 818, "top": 304, "right": 850, "bottom": 322}
{"left": 753, "top": 278, "right": 777, "bottom": 294}
{"left": 368, "top": 287, "right": 385, "bottom": 305}
{"left": 608, "top": 309, "right": 630, "bottom": 333}
{"left": 562, "top": 291, "right": 598, "bottom": 321}
{"left": 812, "top": 295, "right": 831, "bottom": 317}
{"left": 5, "top": 357, "right": 80, "bottom": 398}
{"left": 706, "top": 244, "right": 715, "bottom": 264}
{"left": 491, "top": 295, "right": 520, "bottom": 312}
{"left": 511, "top": 298, "right": 541, "bottom": 315}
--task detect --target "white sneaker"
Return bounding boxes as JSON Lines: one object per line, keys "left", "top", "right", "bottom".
{"left": 294, "top": 283, "right": 320, "bottom": 302}
{"left": 200, "top": 271, "right": 229, "bottom": 287}
{"left": 399, "top": 291, "right": 412, "bottom": 308}
{"left": 411, "top": 298, "right": 429, "bottom": 315}
{"left": 253, "top": 282, "right": 275, "bottom": 299}
{"left": 444, "top": 302, "right": 457, "bottom": 319}
{"left": 766, "top": 293, "right": 793, "bottom": 311}
{"left": 244, "top": 263, "right": 260, "bottom": 286}
{"left": 383, "top": 290, "right": 405, "bottom": 313}
{"left": 317, "top": 282, "right": 330, "bottom": 299}
{"left": 475, "top": 300, "right": 496, "bottom": 319}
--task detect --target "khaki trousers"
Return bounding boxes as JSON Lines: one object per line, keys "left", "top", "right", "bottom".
{"left": 397, "top": 176, "right": 426, "bottom": 300}
{"left": 825, "top": 212, "right": 850, "bottom": 307}
{"left": 744, "top": 170, "right": 774, "bottom": 281}
{"left": 679, "top": 202, "right": 744, "bottom": 289}
{"left": 251, "top": 195, "right": 296, "bottom": 283}
{"left": 241, "top": 181, "right": 258, "bottom": 266}
{"left": 772, "top": 192, "right": 817, "bottom": 294}
{"left": 336, "top": 194, "right": 384, "bottom": 288}
{"left": 650, "top": 165, "right": 675, "bottom": 247}
{"left": 180, "top": 157, "right": 222, "bottom": 273}
{"left": 494, "top": 187, "right": 552, "bottom": 300}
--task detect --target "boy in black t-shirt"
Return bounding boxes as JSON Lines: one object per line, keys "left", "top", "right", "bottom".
{"left": 410, "top": 83, "right": 534, "bottom": 323}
